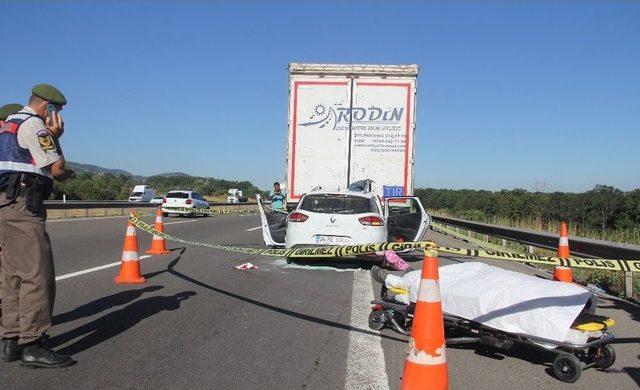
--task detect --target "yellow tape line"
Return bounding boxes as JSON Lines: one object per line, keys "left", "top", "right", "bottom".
{"left": 437, "top": 247, "right": 640, "bottom": 273}
{"left": 128, "top": 214, "right": 640, "bottom": 271}
{"left": 162, "top": 206, "right": 256, "bottom": 215}
{"left": 129, "top": 213, "right": 436, "bottom": 258}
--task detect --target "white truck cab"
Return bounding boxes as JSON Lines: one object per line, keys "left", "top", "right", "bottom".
{"left": 227, "top": 189, "right": 246, "bottom": 203}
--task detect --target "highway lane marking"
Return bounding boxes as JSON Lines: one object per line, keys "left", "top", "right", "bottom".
{"left": 164, "top": 219, "right": 198, "bottom": 225}
{"left": 345, "top": 270, "right": 389, "bottom": 390}
{"left": 245, "top": 226, "right": 262, "bottom": 232}
{"left": 48, "top": 215, "right": 131, "bottom": 223}
{"left": 55, "top": 255, "right": 152, "bottom": 281}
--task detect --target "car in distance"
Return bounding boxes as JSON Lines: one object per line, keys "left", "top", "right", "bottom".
{"left": 258, "top": 187, "right": 430, "bottom": 250}
{"left": 161, "top": 190, "right": 210, "bottom": 217}
{"left": 150, "top": 195, "right": 165, "bottom": 205}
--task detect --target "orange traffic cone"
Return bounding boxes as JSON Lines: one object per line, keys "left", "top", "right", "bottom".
{"left": 145, "top": 209, "right": 171, "bottom": 255}
{"left": 115, "top": 221, "right": 146, "bottom": 284}
{"left": 401, "top": 249, "right": 449, "bottom": 390}
{"left": 554, "top": 221, "right": 573, "bottom": 282}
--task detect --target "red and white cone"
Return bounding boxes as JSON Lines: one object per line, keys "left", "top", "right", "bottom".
{"left": 554, "top": 221, "right": 573, "bottom": 282}
{"left": 401, "top": 249, "right": 449, "bottom": 390}
{"left": 115, "top": 221, "right": 146, "bottom": 284}
{"left": 145, "top": 209, "right": 171, "bottom": 255}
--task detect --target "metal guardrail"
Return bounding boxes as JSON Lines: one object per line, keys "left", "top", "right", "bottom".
{"left": 431, "top": 215, "right": 640, "bottom": 260}
{"left": 43, "top": 200, "right": 258, "bottom": 210}
{"left": 432, "top": 215, "right": 639, "bottom": 299}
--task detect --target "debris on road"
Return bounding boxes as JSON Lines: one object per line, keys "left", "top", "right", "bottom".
{"left": 235, "top": 262, "right": 257, "bottom": 270}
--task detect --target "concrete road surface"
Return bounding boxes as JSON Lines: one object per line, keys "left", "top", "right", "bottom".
{"left": 1, "top": 212, "right": 638, "bottom": 389}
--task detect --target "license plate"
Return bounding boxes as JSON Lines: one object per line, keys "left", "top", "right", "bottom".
{"left": 315, "top": 235, "right": 350, "bottom": 245}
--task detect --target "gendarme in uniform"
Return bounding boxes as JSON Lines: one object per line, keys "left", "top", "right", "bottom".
{"left": 0, "top": 84, "right": 73, "bottom": 368}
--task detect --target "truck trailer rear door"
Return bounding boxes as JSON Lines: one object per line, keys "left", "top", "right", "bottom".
{"left": 287, "top": 77, "right": 353, "bottom": 202}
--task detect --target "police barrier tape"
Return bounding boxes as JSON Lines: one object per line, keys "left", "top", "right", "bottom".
{"left": 128, "top": 213, "right": 436, "bottom": 258}
{"left": 162, "top": 206, "right": 257, "bottom": 215}
{"left": 437, "top": 247, "right": 640, "bottom": 273}
{"left": 128, "top": 214, "right": 640, "bottom": 271}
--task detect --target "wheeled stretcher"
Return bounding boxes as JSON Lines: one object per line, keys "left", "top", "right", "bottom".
{"left": 369, "top": 284, "right": 616, "bottom": 383}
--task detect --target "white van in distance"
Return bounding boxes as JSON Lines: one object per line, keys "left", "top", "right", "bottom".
{"left": 129, "top": 185, "right": 155, "bottom": 202}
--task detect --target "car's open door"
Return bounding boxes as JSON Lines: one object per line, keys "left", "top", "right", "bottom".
{"left": 384, "top": 197, "right": 430, "bottom": 242}
{"left": 256, "top": 194, "right": 287, "bottom": 247}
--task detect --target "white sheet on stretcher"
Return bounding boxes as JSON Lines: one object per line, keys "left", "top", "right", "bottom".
{"left": 438, "top": 263, "right": 596, "bottom": 344}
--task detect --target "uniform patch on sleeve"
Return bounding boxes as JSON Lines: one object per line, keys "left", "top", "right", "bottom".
{"left": 36, "top": 129, "right": 56, "bottom": 151}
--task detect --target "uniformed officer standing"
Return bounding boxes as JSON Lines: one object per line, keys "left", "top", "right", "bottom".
{"left": 0, "top": 104, "right": 24, "bottom": 124}
{"left": 0, "top": 84, "right": 75, "bottom": 368}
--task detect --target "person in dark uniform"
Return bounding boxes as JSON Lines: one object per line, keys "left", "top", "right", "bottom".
{"left": 0, "top": 84, "right": 75, "bottom": 368}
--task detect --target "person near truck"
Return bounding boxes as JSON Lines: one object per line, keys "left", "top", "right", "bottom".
{"left": 0, "top": 84, "right": 75, "bottom": 368}
{"left": 269, "top": 181, "right": 286, "bottom": 211}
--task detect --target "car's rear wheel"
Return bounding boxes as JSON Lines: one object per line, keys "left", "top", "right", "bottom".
{"left": 162, "top": 212, "right": 169, "bottom": 218}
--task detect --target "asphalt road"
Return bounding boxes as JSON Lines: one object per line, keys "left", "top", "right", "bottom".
{"left": 1, "top": 212, "right": 638, "bottom": 389}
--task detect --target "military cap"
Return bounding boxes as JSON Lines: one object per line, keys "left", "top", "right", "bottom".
{"left": 0, "top": 103, "right": 23, "bottom": 121}
{"left": 32, "top": 83, "right": 67, "bottom": 105}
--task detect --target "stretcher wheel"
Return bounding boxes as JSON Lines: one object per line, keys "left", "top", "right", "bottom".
{"left": 368, "top": 310, "right": 386, "bottom": 331}
{"left": 591, "top": 344, "right": 616, "bottom": 369}
{"left": 553, "top": 353, "right": 582, "bottom": 383}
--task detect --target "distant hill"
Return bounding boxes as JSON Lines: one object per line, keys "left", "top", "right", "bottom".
{"left": 153, "top": 172, "right": 192, "bottom": 178}
{"left": 67, "top": 162, "right": 193, "bottom": 179}
{"left": 67, "top": 162, "right": 132, "bottom": 176}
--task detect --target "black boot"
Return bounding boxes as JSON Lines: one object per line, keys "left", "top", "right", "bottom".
{"left": 371, "top": 265, "right": 390, "bottom": 284}
{"left": 1, "top": 338, "right": 23, "bottom": 362}
{"left": 20, "top": 340, "right": 74, "bottom": 368}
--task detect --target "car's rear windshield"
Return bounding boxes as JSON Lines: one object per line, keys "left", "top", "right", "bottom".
{"left": 166, "top": 192, "right": 189, "bottom": 199}
{"left": 130, "top": 192, "right": 143, "bottom": 197}
{"left": 299, "top": 195, "right": 375, "bottom": 214}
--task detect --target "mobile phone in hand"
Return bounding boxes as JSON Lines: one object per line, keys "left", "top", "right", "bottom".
{"left": 46, "top": 103, "right": 59, "bottom": 123}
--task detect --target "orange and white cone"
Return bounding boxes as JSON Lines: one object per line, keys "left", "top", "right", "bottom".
{"left": 145, "top": 209, "right": 171, "bottom": 255}
{"left": 115, "top": 221, "right": 146, "bottom": 284}
{"left": 401, "top": 249, "right": 449, "bottom": 390}
{"left": 554, "top": 221, "right": 573, "bottom": 282}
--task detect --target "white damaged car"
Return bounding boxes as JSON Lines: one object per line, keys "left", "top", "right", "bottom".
{"left": 257, "top": 181, "right": 430, "bottom": 250}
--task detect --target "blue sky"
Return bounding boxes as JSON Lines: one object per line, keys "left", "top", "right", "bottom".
{"left": 2, "top": 1, "right": 638, "bottom": 192}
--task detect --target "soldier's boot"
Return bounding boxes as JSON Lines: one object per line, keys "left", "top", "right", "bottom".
{"left": 1, "top": 337, "right": 23, "bottom": 362}
{"left": 20, "top": 340, "right": 74, "bottom": 368}
{"left": 371, "top": 265, "right": 390, "bottom": 284}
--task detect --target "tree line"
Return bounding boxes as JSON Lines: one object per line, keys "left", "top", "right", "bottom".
{"left": 51, "top": 173, "right": 267, "bottom": 201}
{"left": 415, "top": 185, "right": 640, "bottom": 234}
{"left": 52, "top": 176, "right": 639, "bottom": 237}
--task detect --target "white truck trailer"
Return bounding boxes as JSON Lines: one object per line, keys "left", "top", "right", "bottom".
{"left": 285, "top": 63, "right": 418, "bottom": 204}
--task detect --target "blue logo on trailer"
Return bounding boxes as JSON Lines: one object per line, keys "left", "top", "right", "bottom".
{"left": 299, "top": 104, "right": 405, "bottom": 130}
{"left": 383, "top": 186, "right": 404, "bottom": 198}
